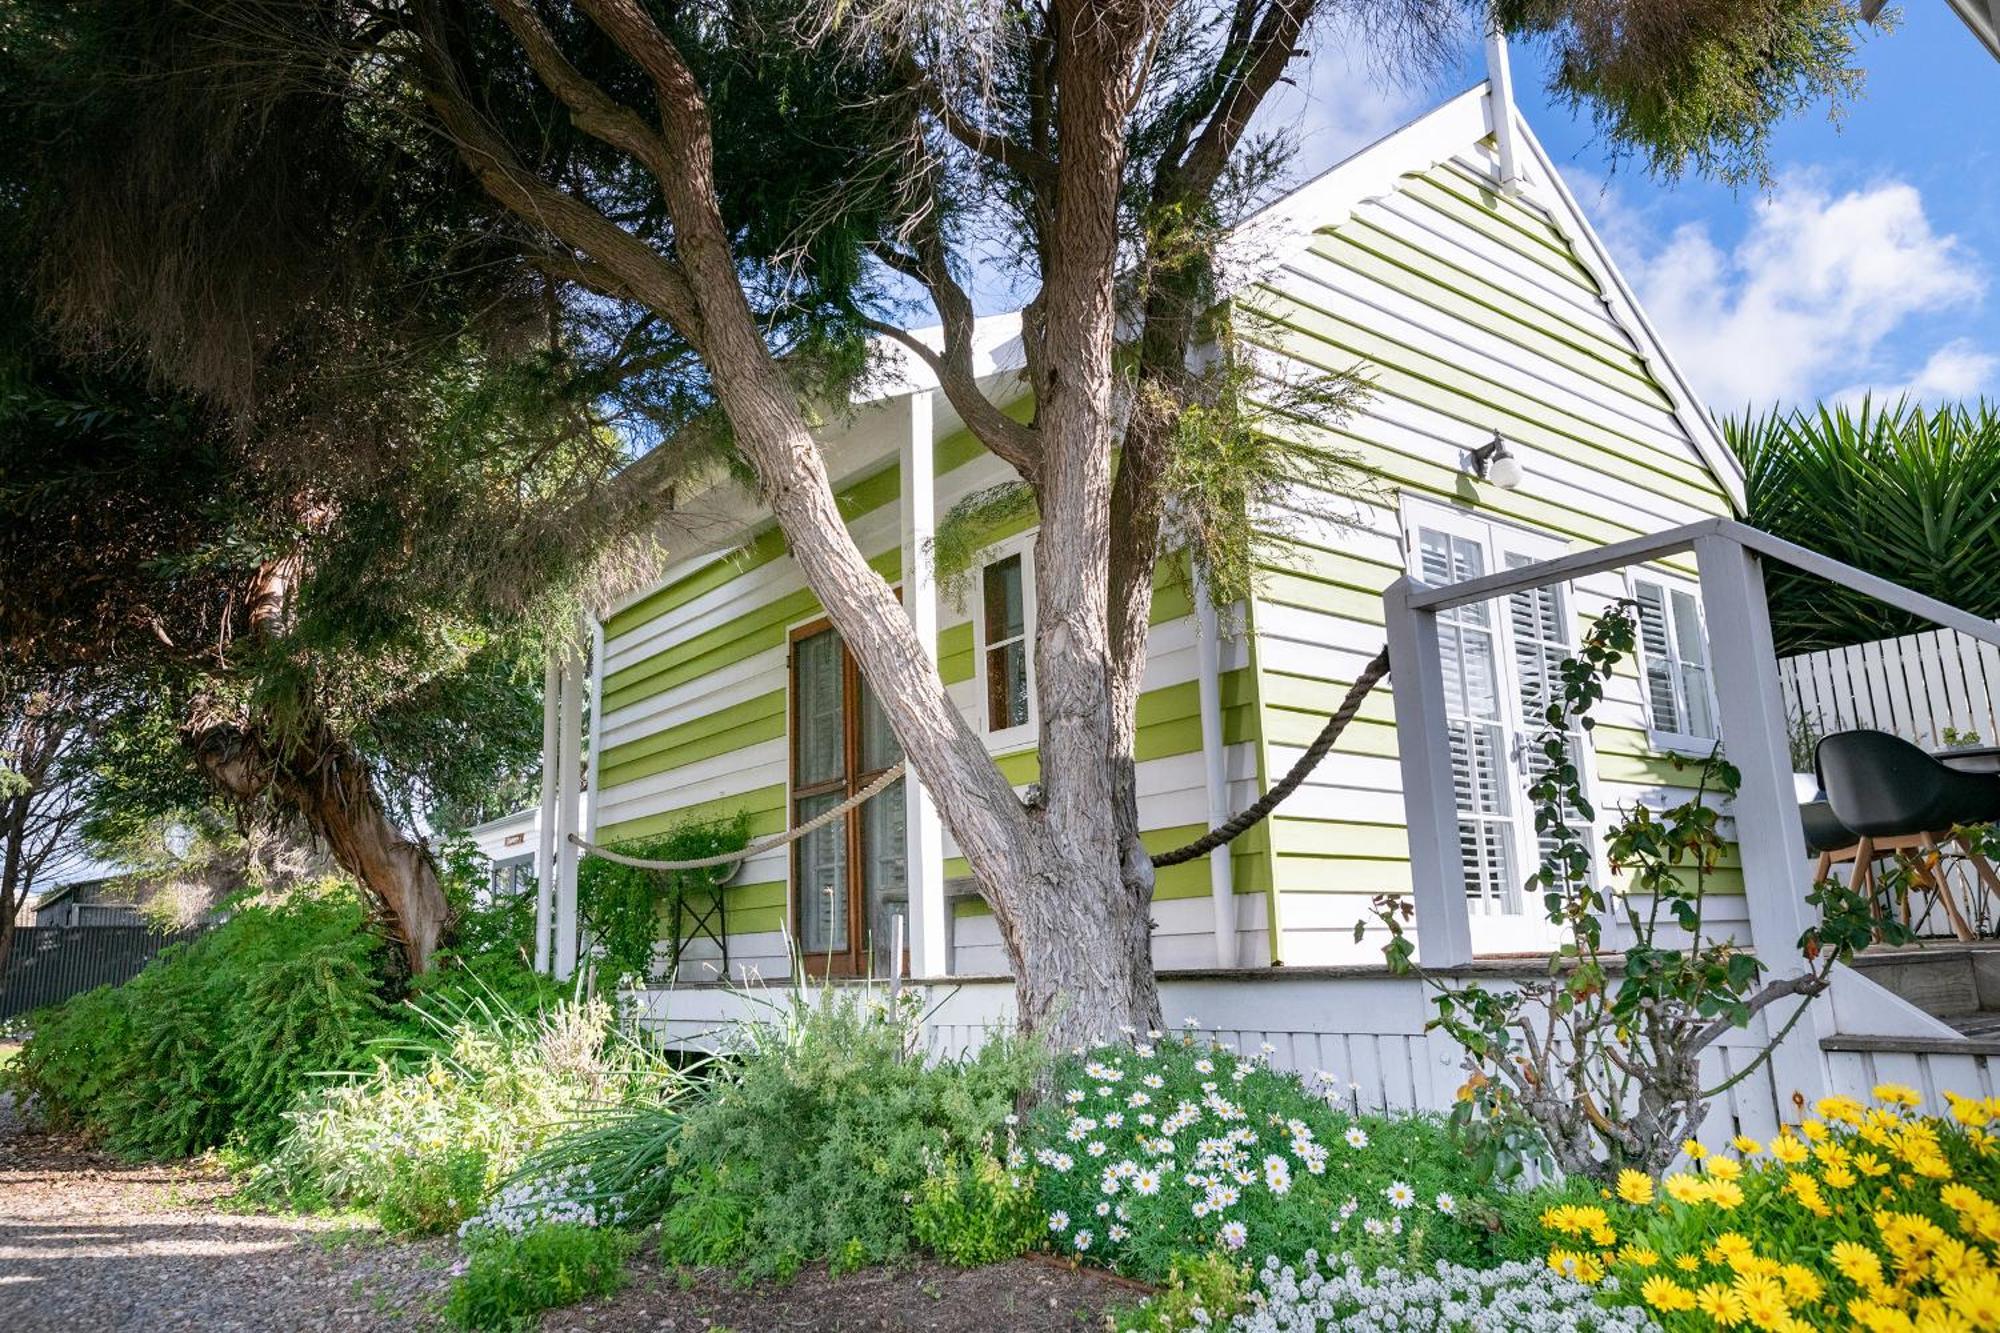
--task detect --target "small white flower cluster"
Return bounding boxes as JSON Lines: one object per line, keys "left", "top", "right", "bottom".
{"left": 1228, "top": 1256, "right": 1659, "bottom": 1333}
{"left": 457, "top": 1163, "right": 631, "bottom": 1240}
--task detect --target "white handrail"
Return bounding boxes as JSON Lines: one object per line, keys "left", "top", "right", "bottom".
{"left": 1402, "top": 517, "right": 2000, "bottom": 652}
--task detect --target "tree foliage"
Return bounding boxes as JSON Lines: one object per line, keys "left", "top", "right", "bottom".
{"left": 1494, "top": 0, "right": 1877, "bottom": 187}
{"left": 1731, "top": 398, "right": 2000, "bottom": 656}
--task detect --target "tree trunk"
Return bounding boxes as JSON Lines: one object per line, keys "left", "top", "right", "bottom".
{"left": 0, "top": 792, "right": 26, "bottom": 974}
{"left": 188, "top": 706, "right": 449, "bottom": 976}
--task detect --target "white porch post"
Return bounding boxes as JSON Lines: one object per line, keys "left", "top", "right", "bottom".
{"left": 1192, "top": 562, "right": 1237, "bottom": 968}
{"left": 900, "top": 390, "right": 948, "bottom": 977}
{"left": 584, "top": 619, "right": 605, "bottom": 846}
{"left": 1384, "top": 576, "right": 1474, "bottom": 967}
{"left": 554, "top": 646, "right": 585, "bottom": 982}
{"left": 1693, "top": 535, "right": 1828, "bottom": 1106}
{"left": 534, "top": 654, "right": 560, "bottom": 975}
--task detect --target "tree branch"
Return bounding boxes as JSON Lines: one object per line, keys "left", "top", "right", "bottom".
{"left": 866, "top": 233, "right": 1042, "bottom": 483}
{"left": 485, "top": 0, "right": 677, "bottom": 184}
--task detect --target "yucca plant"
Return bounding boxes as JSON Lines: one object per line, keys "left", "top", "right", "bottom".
{"left": 1730, "top": 397, "right": 2000, "bottom": 655}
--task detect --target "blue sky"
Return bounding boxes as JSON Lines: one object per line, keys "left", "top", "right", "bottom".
{"left": 1263, "top": 3, "right": 2000, "bottom": 419}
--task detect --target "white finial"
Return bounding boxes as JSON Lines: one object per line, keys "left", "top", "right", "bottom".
{"left": 1483, "top": 22, "right": 1525, "bottom": 196}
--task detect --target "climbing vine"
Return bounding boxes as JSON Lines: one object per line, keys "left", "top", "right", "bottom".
{"left": 578, "top": 811, "right": 752, "bottom": 989}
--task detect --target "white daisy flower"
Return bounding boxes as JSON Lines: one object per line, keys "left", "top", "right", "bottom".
{"left": 1048, "top": 1210, "right": 1070, "bottom": 1233}
{"left": 1141, "top": 1073, "right": 1165, "bottom": 1089}
{"left": 1435, "top": 1192, "right": 1456, "bottom": 1215}
{"left": 1086, "top": 1140, "right": 1109, "bottom": 1158}
{"left": 1384, "top": 1181, "right": 1415, "bottom": 1209}
{"left": 1132, "top": 1169, "right": 1161, "bottom": 1196}
{"left": 1073, "top": 1230, "right": 1092, "bottom": 1251}
{"left": 1344, "top": 1126, "right": 1370, "bottom": 1150}
{"left": 1064, "top": 1089, "right": 1085, "bottom": 1104}
{"left": 1108, "top": 1224, "right": 1129, "bottom": 1242}
{"left": 1218, "top": 1220, "right": 1247, "bottom": 1251}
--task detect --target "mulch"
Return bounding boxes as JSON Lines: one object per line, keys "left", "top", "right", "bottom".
{"left": 542, "top": 1256, "right": 1143, "bottom": 1332}
{"left": 0, "top": 1091, "right": 1142, "bottom": 1332}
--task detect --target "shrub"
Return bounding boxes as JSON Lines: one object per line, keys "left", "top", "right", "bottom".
{"left": 1114, "top": 1251, "right": 1250, "bottom": 1332}
{"left": 443, "top": 1222, "right": 633, "bottom": 1331}
{"left": 1228, "top": 1256, "right": 1657, "bottom": 1332}
{"left": 1521, "top": 1086, "right": 2000, "bottom": 1330}
{"left": 1029, "top": 1030, "right": 1502, "bottom": 1283}
{"left": 252, "top": 992, "right": 679, "bottom": 1234}
{"left": 8, "top": 882, "right": 395, "bottom": 1157}
{"left": 911, "top": 1152, "right": 1042, "bottom": 1266}
{"left": 529, "top": 985, "right": 1039, "bottom": 1278}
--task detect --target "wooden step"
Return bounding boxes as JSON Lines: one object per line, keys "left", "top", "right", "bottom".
{"left": 1848, "top": 947, "right": 1982, "bottom": 1018}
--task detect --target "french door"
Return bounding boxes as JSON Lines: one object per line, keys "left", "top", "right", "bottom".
{"left": 790, "top": 618, "right": 907, "bottom": 977}
{"left": 1406, "top": 505, "right": 1585, "bottom": 954}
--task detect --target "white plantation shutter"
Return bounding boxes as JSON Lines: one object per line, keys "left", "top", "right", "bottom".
{"left": 1633, "top": 577, "right": 1718, "bottom": 744}
{"left": 1507, "top": 553, "right": 1583, "bottom": 875}
{"left": 1421, "top": 529, "right": 1518, "bottom": 914}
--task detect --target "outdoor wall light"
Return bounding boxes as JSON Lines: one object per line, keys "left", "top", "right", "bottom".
{"left": 1466, "top": 432, "right": 1523, "bottom": 490}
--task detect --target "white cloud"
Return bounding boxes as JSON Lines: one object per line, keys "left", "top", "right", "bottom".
{"left": 1834, "top": 337, "right": 1999, "bottom": 407}
{"left": 1625, "top": 177, "right": 1986, "bottom": 411}
{"left": 1257, "top": 16, "right": 1459, "bottom": 186}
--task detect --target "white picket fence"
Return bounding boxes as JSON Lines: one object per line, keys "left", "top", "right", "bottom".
{"left": 1780, "top": 627, "right": 2000, "bottom": 754}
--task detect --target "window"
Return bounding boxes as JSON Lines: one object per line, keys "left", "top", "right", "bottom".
{"left": 1404, "top": 497, "right": 1592, "bottom": 951}
{"left": 1630, "top": 575, "right": 1718, "bottom": 749}
{"left": 974, "top": 540, "right": 1036, "bottom": 745}
{"left": 790, "top": 619, "right": 907, "bottom": 976}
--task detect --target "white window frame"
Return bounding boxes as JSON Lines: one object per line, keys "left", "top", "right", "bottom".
{"left": 971, "top": 530, "right": 1039, "bottom": 754}
{"left": 1401, "top": 497, "right": 1604, "bottom": 950}
{"left": 1626, "top": 569, "right": 1721, "bottom": 756}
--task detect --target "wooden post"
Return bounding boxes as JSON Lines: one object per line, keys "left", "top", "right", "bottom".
{"left": 1693, "top": 535, "right": 1827, "bottom": 1107}
{"left": 1385, "top": 576, "right": 1474, "bottom": 967}
{"left": 900, "top": 390, "right": 949, "bottom": 977}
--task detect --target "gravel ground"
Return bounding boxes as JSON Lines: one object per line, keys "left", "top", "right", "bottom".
{"left": 0, "top": 1093, "right": 457, "bottom": 1332}
{"left": 0, "top": 1090, "right": 1141, "bottom": 1332}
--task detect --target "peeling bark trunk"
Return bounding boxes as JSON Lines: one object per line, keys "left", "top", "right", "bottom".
{"left": 188, "top": 556, "right": 448, "bottom": 974}
{"left": 188, "top": 713, "right": 448, "bottom": 974}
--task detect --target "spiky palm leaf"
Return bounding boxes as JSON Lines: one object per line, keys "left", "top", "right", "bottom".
{"left": 1730, "top": 398, "right": 2000, "bottom": 656}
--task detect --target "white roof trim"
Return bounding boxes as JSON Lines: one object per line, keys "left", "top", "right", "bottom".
{"left": 1227, "top": 79, "right": 1742, "bottom": 513}
{"left": 1504, "top": 103, "right": 1746, "bottom": 511}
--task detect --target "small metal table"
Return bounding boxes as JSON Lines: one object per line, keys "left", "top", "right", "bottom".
{"left": 1935, "top": 745, "right": 2000, "bottom": 776}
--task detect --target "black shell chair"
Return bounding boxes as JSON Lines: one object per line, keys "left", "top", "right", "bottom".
{"left": 1815, "top": 729, "right": 2000, "bottom": 941}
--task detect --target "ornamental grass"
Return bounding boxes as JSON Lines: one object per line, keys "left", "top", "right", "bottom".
{"left": 1529, "top": 1086, "right": 2000, "bottom": 1331}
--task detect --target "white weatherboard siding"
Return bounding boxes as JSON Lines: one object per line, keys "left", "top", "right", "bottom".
{"left": 1238, "top": 104, "right": 1737, "bottom": 965}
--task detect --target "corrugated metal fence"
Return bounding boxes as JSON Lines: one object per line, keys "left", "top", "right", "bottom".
{"left": 1780, "top": 627, "right": 2000, "bottom": 754}
{"left": 0, "top": 925, "right": 207, "bottom": 1022}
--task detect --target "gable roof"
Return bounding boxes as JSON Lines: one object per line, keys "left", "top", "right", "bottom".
{"left": 1224, "top": 82, "right": 1743, "bottom": 512}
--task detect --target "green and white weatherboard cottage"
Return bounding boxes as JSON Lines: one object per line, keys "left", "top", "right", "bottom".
{"left": 473, "top": 75, "right": 2000, "bottom": 1143}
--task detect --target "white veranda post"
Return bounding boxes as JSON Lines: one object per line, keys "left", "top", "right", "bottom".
{"left": 1693, "top": 535, "right": 1829, "bottom": 1107}
{"left": 553, "top": 646, "right": 585, "bottom": 981}
{"left": 534, "top": 653, "right": 560, "bottom": 974}
{"left": 900, "top": 389, "right": 948, "bottom": 977}
{"left": 1383, "top": 574, "right": 1476, "bottom": 967}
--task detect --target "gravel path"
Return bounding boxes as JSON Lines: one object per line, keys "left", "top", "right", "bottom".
{"left": 0, "top": 1092, "right": 1140, "bottom": 1332}
{"left": 0, "top": 1093, "right": 456, "bottom": 1332}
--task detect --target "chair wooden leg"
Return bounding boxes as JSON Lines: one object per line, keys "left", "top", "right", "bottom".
{"left": 1850, "top": 838, "right": 1882, "bottom": 940}
{"left": 1919, "top": 831, "right": 1979, "bottom": 943}
{"left": 1813, "top": 851, "right": 1835, "bottom": 885}
{"left": 1954, "top": 833, "right": 2000, "bottom": 917}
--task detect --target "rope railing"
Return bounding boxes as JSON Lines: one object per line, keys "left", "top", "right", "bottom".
{"left": 1150, "top": 647, "right": 1391, "bottom": 867}
{"left": 565, "top": 645, "right": 1392, "bottom": 875}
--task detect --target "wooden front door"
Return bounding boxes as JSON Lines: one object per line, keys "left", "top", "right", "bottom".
{"left": 790, "top": 618, "right": 907, "bottom": 977}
